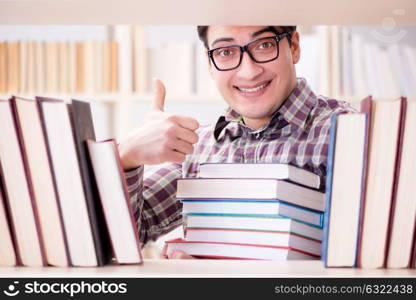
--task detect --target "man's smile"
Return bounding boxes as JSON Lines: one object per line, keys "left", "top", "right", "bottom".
{"left": 233, "top": 79, "right": 273, "bottom": 97}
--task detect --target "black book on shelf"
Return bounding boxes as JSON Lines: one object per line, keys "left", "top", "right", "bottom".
{"left": 68, "top": 99, "right": 112, "bottom": 266}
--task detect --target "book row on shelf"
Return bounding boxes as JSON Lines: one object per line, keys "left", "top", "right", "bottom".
{"left": 0, "top": 95, "right": 143, "bottom": 267}
{"left": 0, "top": 25, "right": 219, "bottom": 98}
{"left": 1, "top": 25, "right": 415, "bottom": 102}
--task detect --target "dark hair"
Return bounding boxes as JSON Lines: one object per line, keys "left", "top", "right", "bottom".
{"left": 197, "top": 25, "right": 297, "bottom": 49}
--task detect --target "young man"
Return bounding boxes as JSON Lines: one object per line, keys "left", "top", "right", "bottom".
{"left": 118, "top": 25, "right": 356, "bottom": 259}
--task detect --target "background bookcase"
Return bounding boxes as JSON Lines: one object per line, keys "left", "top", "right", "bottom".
{"left": 1, "top": 0, "right": 416, "bottom": 268}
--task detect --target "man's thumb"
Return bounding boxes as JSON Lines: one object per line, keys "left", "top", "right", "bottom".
{"left": 152, "top": 78, "right": 166, "bottom": 111}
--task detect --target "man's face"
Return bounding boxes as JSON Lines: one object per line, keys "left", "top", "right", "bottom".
{"left": 206, "top": 26, "right": 300, "bottom": 129}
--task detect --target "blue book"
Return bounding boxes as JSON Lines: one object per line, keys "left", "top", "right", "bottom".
{"left": 181, "top": 199, "right": 324, "bottom": 228}
{"left": 322, "top": 111, "right": 368, "bottom": 267}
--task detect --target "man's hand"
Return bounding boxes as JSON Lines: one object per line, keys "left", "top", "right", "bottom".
{"left": 119, "top": 79, "right": 200, "bottom": 170}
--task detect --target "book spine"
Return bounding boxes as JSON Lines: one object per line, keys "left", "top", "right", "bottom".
{"left": 385, "top": 97, "right": 408, "bottom": 267}
{"left": 356, "top": 96, "right": 372, "bottom": 268}
{"left": 322, "top": 113, "right": 338, "bottom": 267}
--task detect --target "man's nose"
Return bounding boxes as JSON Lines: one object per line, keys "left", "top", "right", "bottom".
{"left": 235, "top": 52, "right": 264, "bottom": 80}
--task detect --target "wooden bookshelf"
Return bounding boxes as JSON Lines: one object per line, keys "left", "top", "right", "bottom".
{"left": 0, "top": 260, "right": 415, "bottom": 277}
{"left": 0, "top": 0, "right": 414, "bottom": 25}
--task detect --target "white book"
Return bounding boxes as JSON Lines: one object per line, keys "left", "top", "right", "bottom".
{"left": 114, "top": 25, "right": 133, "bottom": 94}
{"left": 185, "top": 214, "right": 323, "bottom": 241}
{"left": 34, "top": 41, "right": 46, "bottom": 93}
{"left": 87, "top": 139, "right": 143, "bottom": 264}
{"left": 199, "top": 163, "right": 320, "bottom": 189}
{"left": 177, "top": 178, "right": 325, "bottom": 211}
{"left": 377, "top": 48, "right": 400, "bottom": 99}
{"left": 350, "top": 34, "right": 368, "bottom": 98}
{"left": 185, "top": 228, "right": 321, "bottom": 256}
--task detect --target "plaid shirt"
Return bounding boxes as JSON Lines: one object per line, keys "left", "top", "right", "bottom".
{"left": 125, "top": 77, "right": 357, "bottom": 245}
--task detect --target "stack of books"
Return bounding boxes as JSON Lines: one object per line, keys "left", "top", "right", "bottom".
{"left": 164, "top": 163, "right": 325, "bottom": 260}
{"left": 0, "top": 95, "right": 143, "bottom": 267}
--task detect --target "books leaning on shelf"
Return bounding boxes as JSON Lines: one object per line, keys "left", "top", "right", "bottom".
{"left": 0, "top": 95, "right": 143, "bottom": 267}
{"left": 323, "top": 96, "right": 416, "bottom": 269}
{"left": 169, "top": 163, "right": 324, "bottom": 260}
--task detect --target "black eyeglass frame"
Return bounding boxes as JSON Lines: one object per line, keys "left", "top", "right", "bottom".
{"left": 207, "top": 32, "right": 292, "bottom": 71}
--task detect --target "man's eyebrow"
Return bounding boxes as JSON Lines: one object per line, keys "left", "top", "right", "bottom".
{"left": 210, "top": 27, "right": 277, "bottom": 48}
{"left": 252, "top": 27, "right": 277, "bottom": 38}
{"left": 211, "top": 37, "right": 234, "bottom": 48}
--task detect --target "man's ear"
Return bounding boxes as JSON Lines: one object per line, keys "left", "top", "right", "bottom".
{"left": 290, "top": 31, "right": 301, "bottom": 64}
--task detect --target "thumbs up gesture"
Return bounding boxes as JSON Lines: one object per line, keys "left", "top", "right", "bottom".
{"left": 119, "top": 79, "right": 200, "bottom": 170}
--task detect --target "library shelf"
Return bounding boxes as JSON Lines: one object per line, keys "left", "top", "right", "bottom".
{"left": 1, "top": 260, "right": 415, "bottom": 278}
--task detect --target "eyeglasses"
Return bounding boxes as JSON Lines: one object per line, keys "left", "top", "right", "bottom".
{"left": 207, "top": 32, "right": 292, "bottom": 71}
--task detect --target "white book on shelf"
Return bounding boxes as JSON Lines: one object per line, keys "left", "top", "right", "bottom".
{"left": 93, "top": 41, "right": 104, "bottom": 93}
{"left": 34, "top": 41, "right": 45, "bottom": 94}
{"left": 45, "top": 42, "right": 59, "bottom": 93}
{"left": 340, "top": 27, "right": 354, "bottom": 97}
{"left": 59, "top": 42, "right": 69, "bottom": 94}
{"left": 26, "top": 41, "right": 36, "bottom": 94}
{"left": 317, "top": 26, "right": 331, "bottom": 96}
{"left": 83, "top": 41, "right": 95, "bottom": 94}
{"left": 363, "top": 43, "right": 380, "bottom": 97}
{"left": 114, "top": 25, "right": 133, "bottom": 94}
{"left": 330, "top": 26, "right": 341, "bottom": 98}
{"left": 68, "top": 41, "right": 77, "bottom": 93}
{"left": 377, "top": 48, "right": 401, "bottom": 99}
{"left": 19, "top": 41, "right": 28, "bottom": 94}
{"left": 350, "top": 34, "right": 368, "bottom": 98}
{"left": 133, "top": 25, "right": 148, "bottom": 93}
{"left": 388, "top": 44, "right": 415, "bottom": 98}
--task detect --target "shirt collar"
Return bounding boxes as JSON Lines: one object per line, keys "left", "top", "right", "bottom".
{"left": 214, "top": 77, "right": 317, "bottom": 141}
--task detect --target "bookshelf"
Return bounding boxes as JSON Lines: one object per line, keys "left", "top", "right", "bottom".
{"left": 1, "top": 260, "right": 416, "bottom": 277}
{"left": 0, "top": 2, "right": 416, "bottom": 276}
{"left": 0, "top": 0, "right": 414, "bottom": 25}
